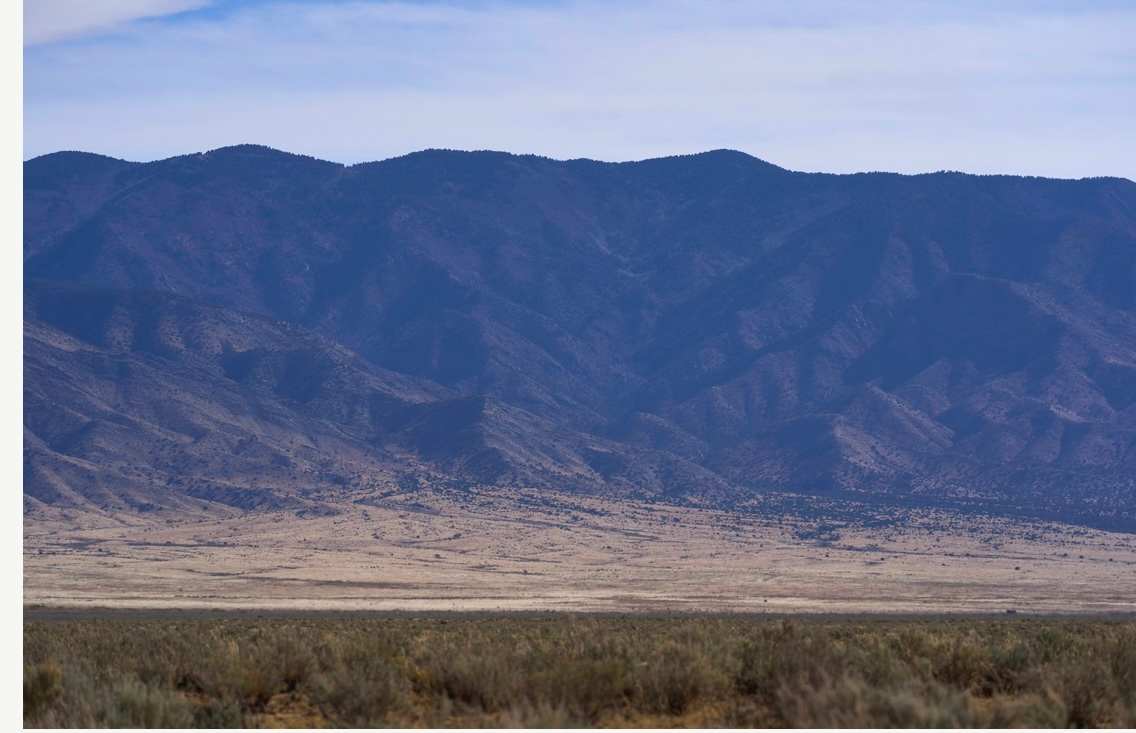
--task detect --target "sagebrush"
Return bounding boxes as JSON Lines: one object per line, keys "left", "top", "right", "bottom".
{"left": 23, "top": 614, "right": 1136, "bottom": 727}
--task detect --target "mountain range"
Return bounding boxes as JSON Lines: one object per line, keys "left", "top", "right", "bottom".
{"left": 23, "top": 145, "right": 1136, "bottom": 530}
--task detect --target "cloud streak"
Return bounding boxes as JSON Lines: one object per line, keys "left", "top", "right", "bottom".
{"left": 24, "top": 0, "right": 211, "bottom": 45}
{"left": 23, "top": 0, "right": 1136, "bottom": 179}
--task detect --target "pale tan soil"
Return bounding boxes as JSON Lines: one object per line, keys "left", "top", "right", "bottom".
{"left": 23, "top": 487, "right": 1136, "bottom": 613}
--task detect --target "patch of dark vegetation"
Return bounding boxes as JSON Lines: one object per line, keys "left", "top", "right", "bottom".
{"left": 23, "top": 614, "right": 1136, "bottom": 727}
{"left": 793, "top": 521, "right": 843, "bottom": 544}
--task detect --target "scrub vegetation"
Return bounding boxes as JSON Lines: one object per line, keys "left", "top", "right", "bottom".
{"left": 23, "top": 613, "right": 1136, "bottom": 728}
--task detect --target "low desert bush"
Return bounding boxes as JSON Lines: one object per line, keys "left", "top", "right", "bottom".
{"left": 23, "top": 661, "right": 62, "bottom": 720}
{"left": 22, "top": 614, "right": 1136, "bottom": 727}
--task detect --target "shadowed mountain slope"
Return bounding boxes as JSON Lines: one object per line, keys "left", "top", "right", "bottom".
{"left": 23, "top": 146, "right": 1136, "bottom": 528}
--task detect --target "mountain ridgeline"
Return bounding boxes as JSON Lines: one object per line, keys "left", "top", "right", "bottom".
{"left": 23, "top": 145, "right": 1136, "bottom": 529}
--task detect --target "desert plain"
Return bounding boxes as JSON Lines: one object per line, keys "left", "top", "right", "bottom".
{"left": 23, "top": 486, "right": 1136, "bottom": 614}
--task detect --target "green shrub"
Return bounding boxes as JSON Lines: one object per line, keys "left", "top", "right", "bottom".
{"left": 310, "top": 654, "right": 409, "bottom": 726}
{"left": 99, "top": 678, "right": 196, "bottom": 728}
{"left": 638, "top": 641, "right": 724, "bottom": 714}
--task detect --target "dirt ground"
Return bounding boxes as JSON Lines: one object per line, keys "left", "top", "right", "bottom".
{"left": 23, "top": 487, "right": 1136, "bottom": 614}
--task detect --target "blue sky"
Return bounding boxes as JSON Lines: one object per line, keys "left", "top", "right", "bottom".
{"left": 22, "top": 0, "right": 1136, "bottom": 179}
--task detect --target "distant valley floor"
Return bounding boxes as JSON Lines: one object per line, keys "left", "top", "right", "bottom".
{"left": 23, "top": 488, "right": 1136, "bottom": 614}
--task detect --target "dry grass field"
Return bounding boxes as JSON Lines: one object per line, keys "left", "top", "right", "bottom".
{"left": 24, "top": 487, "right": 1136, "bottom": 614}
{"left": 24, "top": 488, "right": 1136, "bottom": 727}
{"left": 23, "top": 614, "right": 1136, "bottom": 727}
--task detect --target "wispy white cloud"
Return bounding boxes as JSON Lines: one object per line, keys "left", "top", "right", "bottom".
{"left": 22, "top": 0, "right": 1136, "bottom": 179}
{"left": 24, "top": 0, "right": 211, "bottom": 45}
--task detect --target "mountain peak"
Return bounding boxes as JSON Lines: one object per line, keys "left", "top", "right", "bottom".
{"left": 25, "top": 149, "right": 132, "bottom": 165}
{"left": 201, "top": 143, "right": 318, "bottom": 160}
{"left": 640, "top": 148, "right": 787, "bottom": 171}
